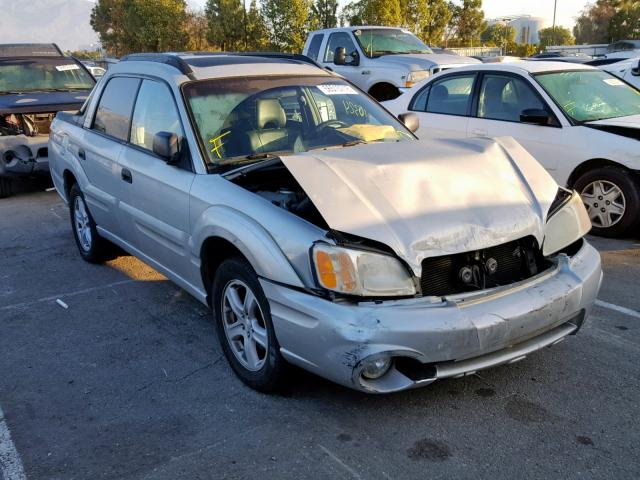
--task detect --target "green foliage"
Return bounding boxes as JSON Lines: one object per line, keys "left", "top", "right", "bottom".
{"left": 538, "top": 26, "right": 575, "bottom": 48}
{"left": 572, "top": 0, "right": 639, "bottom": 44}
{"left": 262, "top": 0, "right": 311, "bottom": 52}
{"left": 360, "top": 0, "right": 402, "bottom": 26}
{"left": 66, "top": 50, "right": 102, "bottom": 60}
{"left": 205, "top": 0, "right": 245, "bottom": 50}
{"left": 610, "top": 0, "right": 640, "bottom": 40}
{"left": 91, "top": 0, "right": 188, "bottom": 55}
{"left": 184, "top": 9, "right": 211, "bottom": 51}
{"left": 449, "top": 0, "right": 486, "bottom": 47}
{"left": 246, "top": 0, "right": 270, "bottom": 50}
{"left": 420, "top": 0, "right": 452, "bottom": 46}
{"left": 481, "top": 23, "right": 516, "bottom": 47}
{"left": 505, "top": 42, "right": 538, "bottom": 57}
{"left": 310, "top": 0, "right": 339, "bottom": 29}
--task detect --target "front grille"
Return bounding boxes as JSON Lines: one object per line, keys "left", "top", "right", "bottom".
{"left": 420, "top": 237, "right": 548, "bottom": 297}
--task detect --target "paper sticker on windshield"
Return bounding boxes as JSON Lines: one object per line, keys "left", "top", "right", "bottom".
{"left": 318, "top": 84, "right": 357, "bottom": 95}
{"left": 604, "top": 78, "right": 625, "bottom": 86}
{"left": 55, "top": 64, "right": 80, "bottom": 72}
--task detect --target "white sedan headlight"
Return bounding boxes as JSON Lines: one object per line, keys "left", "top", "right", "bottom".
{"left": 543, "top": 190, "right": 592, "bottom": 256}
{"left": 312, "top": 244, "right": 416, "bottom": 297}
{"left": 405, "top": 70, "right": 430, "bottom": 88}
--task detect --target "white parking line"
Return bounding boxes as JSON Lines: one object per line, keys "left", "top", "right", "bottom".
{"left": 0, "top": 404, "right": 26, "bottom": 480}
{"left": 318, "top": 445, "right": 364, "bottom": 480}
{"left": 595, "top": 300, "right": 640, "bottom": 320}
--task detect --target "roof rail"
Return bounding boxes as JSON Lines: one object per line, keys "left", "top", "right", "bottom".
{"left": 120, "top": 53, "right": 194, "bottom": 76}
{"left": 221, "top": 52, "right": 323, "bottom": 69}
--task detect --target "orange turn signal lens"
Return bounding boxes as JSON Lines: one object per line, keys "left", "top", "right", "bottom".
{"left": 315, "top": 250, "right": 337, "bottom": 289}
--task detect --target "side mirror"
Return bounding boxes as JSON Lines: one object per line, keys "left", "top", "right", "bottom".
{"left": 398, "top": 112, "right": 419, "bottom": 133}
{"left": 334, "top": 47, "right": 346, "bottom": 66}
{"left": 520, "top": 108, "right": 552, "bottom": 126}
{"left": 632, "top": 59, "right": 640, "bottom": 76}
{"left": 153, "top": 131, "right": 180, "bottom": 163}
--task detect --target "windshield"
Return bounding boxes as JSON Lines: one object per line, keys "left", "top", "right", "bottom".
{"left": 183, "top": 76, "right": 413, "bottom": 167}
{"left": 0, "top": 58, "right": 95, "bottom": 94}
{"left": 534, "top": 70, "right": 640, "bottom": 122}
{"left": 353, "top": 29, "right": 433, "bottom": 58}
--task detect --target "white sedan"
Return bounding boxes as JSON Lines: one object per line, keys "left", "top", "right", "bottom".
{"left": 385, "top": 61, "right": 640, "bottom": 237}
{"left": 601, "top": 57, "right": 640, "bottom": 89}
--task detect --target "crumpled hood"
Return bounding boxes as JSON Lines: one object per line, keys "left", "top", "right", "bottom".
{"left": 282, "top": 137, "right": 558, "bottom": 275}
{"left": 0, "top": 90, "right": 91, "bottom": 114}
{"left": 375, "top": 53, "right": 480, "bottom": 70}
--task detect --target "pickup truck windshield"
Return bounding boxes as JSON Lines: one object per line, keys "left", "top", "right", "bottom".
{"left": 534, "top": 70, "right": 640, "bottom": 122}
{"left": 353, "top": 29, "right": 433, "bottom": 58}
{"left": 183, "top": 75, "right": 413, "bottom": 166}
{"left": 0, "top": 58, "right": 95, "bottom": 94}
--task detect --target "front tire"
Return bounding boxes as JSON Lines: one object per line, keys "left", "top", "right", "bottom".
{"left": 212, "top": 257, "right": 287, "bottom": 392}
{"left": 69, "top": 183, "right": 113, "bottom": 263}
{"left": 575, "top": 166, "right": 640, "bottom": 237}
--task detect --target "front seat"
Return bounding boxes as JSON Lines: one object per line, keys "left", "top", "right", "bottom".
{"left": 245, "top": 99, "right": 290, "bottom": 153}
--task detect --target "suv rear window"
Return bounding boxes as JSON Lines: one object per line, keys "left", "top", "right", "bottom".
{"left": 92, "top": 77, "right": 140, "bottom": 141}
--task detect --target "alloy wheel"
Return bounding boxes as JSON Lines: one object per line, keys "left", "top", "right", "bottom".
{"left": 74, "top": 196, "right": 93, "bottom": 251}
{"left": 221, "top": 279, "right": 269, "bottom": 371}
{"left": 581, "top": 180, "right": 626, "bottom": 229}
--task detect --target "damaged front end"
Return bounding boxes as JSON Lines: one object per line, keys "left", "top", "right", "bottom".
{"left": 0, "top": 112, "right": 55, "bottom": 177}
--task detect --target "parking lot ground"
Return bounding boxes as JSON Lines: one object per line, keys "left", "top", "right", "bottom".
{"left": 1, "top": 188, "right": 639, "bottom": 480}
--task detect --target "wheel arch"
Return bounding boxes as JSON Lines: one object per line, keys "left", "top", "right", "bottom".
{"left": 368, "top": 82, "right": 401, "bottom": 101}
{"left": 63, "top": 169, "right": 78, "bottom": 202}
{"left": 566, "top": 158, "right": 635, "bottom": 189}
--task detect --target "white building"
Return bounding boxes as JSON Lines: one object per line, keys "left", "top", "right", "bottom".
{"left": 487, "top": 15, "right": 549, "bottom": 45}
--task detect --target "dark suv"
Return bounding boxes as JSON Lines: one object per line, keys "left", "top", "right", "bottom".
{"left": 0, "top": 43, "right": 95, "bottom": 197}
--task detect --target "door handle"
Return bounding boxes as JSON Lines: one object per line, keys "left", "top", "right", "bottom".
{"left": 78, "top": 148, "right": 86, "bottom": 160}
{"left": 121, "top": 168, "right": 132, "bottom": 184}
{"left": 471, "top": 128, "right": 488, "bottom": 137}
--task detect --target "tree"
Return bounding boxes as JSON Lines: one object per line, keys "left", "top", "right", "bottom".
{"left": 262, "top": 0, "right": 311, "bottom": 52}
{"left": 361, "top": 0, "right": 402, "bottom": 26}
{"left": 573, "top": 0, "right": 620, "bottom": 44}
{"left": 481, "top": 23, "right": 516, "bottom": 47}
{"left": 205, "top": 0, "right": 245, "bottom": 51}
{"left": 400, "top": 0, "right": 430, "bottom": 33}
{"left": 610, "top": 0, "right": 640, "bottom": 40}
{"left": 91, "top": 0, "right": 188, "bottom": 55}
{"left": 310, "top": 0, "right": 339, "bottom": 29}
{"left": 246, "top": 0, "right": 270, "bottom": 50}
{"left": 420, "top": 0, "right": 452, "bottom": 46}
{"left": 184, "top": 9, "right": 211, "bottom": 51}
{"left": 538, "top": 26, "right": 575, "bottom": 48}
{"left": 450, "top": 0, "right": 486, "bottom": 47}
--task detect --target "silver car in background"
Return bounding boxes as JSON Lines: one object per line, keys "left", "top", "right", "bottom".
{"left": 48, "top": 53, "right": 601, "bottom": 394}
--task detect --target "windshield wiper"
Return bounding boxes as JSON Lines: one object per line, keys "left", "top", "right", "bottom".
{"left": 217, "top": 152, "right": 281, "bottom": 166}
{"left": 342, "top": 139, "right": 368, "bottom": 147}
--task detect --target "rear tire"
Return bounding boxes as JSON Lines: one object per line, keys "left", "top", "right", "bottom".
{"left": 574, "top": 166, "right": 640, "bottom": 238}
{"left": 0, "top": 178, "right": 12, "bottom": 198}
{"left": 69, "top": 183, "right": 114, "bottom": 263}
{"left": 212, "top": 257, "right": 288, "bottom": 393}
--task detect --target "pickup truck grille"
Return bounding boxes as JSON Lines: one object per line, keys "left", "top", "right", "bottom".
{"left": 420, "top": 237, "right": 548, "bottom": 297}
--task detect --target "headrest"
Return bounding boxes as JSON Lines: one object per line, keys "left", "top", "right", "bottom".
{"left": 257, "top": 99, "right": 286, "bottom": 129}
{"left": 431, "top": 84, "right": 449, "bottom": 101}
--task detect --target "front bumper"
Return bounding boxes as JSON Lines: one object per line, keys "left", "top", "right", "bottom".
{"left": 261, "top": 240, "right": 602, "bottom": 393}
{"left": 0, "top": 134, "right": 50, "bottom": 178}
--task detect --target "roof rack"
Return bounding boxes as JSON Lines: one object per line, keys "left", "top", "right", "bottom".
{"left": 120, "top": 51, "right": 323, "bottom": 74}
{"left": 120, "top": 53, "right": 194, "bottom": 75}
{"left": 0, "top": 43, "right": 63, "bottom": 58}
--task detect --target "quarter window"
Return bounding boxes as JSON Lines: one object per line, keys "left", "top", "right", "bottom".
{"left": 307, "top": 34, "right": 324, "bottom": 61}
{"left": 92, "top": 77, "right": 140, "bottom": 141}
{"left": 130, "top": 80, "right": 184, "bottom": 153}
{"left": 425, "top": 75, "right": 475, "bottom": 116}
{"left": 478, "top": 74, "right": 546, "bottom": 122}
{"left": 324, "top": 32, "right": 358, "bottom": 63}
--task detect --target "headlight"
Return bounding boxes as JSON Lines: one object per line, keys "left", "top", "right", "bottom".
{"left": 543, "top": 190, "right": 591, "bottom": 256}
{"left": 405, "top": 70, "right": 430, "bottom": 88}
{"left": 312, "top": 244, "right": 416, "bottom": 297}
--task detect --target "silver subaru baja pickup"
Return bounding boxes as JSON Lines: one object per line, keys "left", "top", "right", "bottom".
{"left": 48, "top": 52, "right": 601, "bottom": 394}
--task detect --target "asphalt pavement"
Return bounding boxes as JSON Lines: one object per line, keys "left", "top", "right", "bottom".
{"left": 1, "top": 186, "right": 639, "bottom": 480}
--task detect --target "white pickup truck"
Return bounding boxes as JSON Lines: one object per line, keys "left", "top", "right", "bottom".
{"left": 302, "top": 26, "right": 480, "bottom": 101}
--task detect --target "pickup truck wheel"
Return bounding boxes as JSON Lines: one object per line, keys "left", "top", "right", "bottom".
{"left": 212, "top": 258, "right": 287, "bottom": 393}
{"left": 574, "top": 166, "right": 640, "bottom": 237}
{"left": 69, "top": 184, "right": 113, "bottom": 263}
{"left": 0, "top": 178, "right": 11, "bottom": 198}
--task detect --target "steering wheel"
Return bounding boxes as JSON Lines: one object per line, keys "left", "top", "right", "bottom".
{"left": 312, "top": 119, "right": 349, "bottom": 135}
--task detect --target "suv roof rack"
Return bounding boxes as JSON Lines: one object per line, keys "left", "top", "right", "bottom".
{"left": 0, "top": 43, "right": 63, "bottom": 58}
{"left": 120, "top": 51, "right": 323, "bottom": 75}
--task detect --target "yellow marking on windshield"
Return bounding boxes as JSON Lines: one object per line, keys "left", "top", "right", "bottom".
{"left": 209, "top": 130, "right": 230, "bottom": 159}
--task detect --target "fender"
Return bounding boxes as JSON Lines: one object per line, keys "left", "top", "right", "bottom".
{"left": 191, "top": 204, "right": 306, "bottom": 289}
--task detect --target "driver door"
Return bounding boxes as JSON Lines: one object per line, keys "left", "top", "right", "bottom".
{"left": 321, "top": 32, "right": 365, "bottom": 88}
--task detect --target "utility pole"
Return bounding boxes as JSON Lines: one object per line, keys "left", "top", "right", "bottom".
{"left": 552, "top": 0, "right": 558, "bottom": 45}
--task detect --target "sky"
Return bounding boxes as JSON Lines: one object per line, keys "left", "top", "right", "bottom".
{"left": 190, "top": 0, "right": 591, "bottom": 29}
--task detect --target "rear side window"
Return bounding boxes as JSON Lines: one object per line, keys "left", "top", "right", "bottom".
{"left": 92, "top": 77, "right": 140, "bottom": 141}
{"left": 425, "top": 75, "right": 475, "bottom": 116}
{"left": 307, "top": 34, "right": 324, "bottom": 61}
{"left": 130, "top": 80, "right": 184, "bottom": 153}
